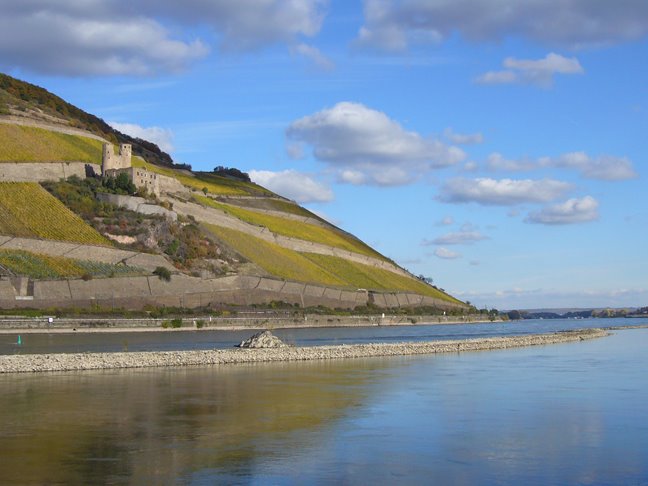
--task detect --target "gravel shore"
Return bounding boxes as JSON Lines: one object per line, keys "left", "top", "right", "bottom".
{"left": 0, "top": 328, "right": 608, "bottom": 374}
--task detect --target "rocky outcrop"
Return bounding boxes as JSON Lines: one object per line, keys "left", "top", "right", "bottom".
{"left": 237, "top": 330, "right": 290, "bottom": 348}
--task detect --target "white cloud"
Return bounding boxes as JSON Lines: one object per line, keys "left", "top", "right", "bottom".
{"left": 443, "top": 128, "right": 484, "bottom": 145}
{"left": 249, "top": 169, "right": 333, "bottom": 203}
{"left": 434, "top": 247, "right": 461, "bottom": 259}
{"left": 290, "top": 43, "right": 335, "bottom": 71}
{"left": 144, "top": 0, "right": 328, "bottom": 51}
{"left": 455, "top": 287, "right": 648, "bottom": 310}
{"left": 0, "top": 3, "right": 208, "bottom": 76}
{"left": 525, "top": 196, "right": 599, "bottom": 225}
{"left": 426, "top": 230, "right": 489, "bottom": 245}
{"left": 539, "top": 152, "right": 639, "bottom": 180}
{"left": 486, "top": 153, "right": 536, "bottom": 172}
{"left": 0, "top": 0, "right": 327, "bottom": 75}
{"left": 286, "top": 101, "right": 465, "bottom": 186}
{"left": 356, "top": 0, "right": 648, "bottom": 51}
{"left": 476, "top": 53, "right": 584, "bottom": 87}
{"left": 109, "top": 122, "right": 175, "bottom": 153}
{"left": 286, "top": 143, "right": 306, "bottom": 160}
{"left": 438, "top": 178, "right": 573, "bottom": 206}
{"left": 483, "top": 151, "right": 638, "bottom": 181}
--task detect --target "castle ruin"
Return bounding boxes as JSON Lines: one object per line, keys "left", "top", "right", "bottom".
{"left": 102, "top": 143, "right": 160, "bottom": 196}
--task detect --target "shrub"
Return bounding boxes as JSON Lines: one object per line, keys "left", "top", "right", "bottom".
{"left": 153, "top": 266, "right": 172, "bottom": 281}
{"left": 195, "top": 319, "right": 205, "bottom": 329}
{"left": 170, "top": 318, "right": 182, "bottom": 328}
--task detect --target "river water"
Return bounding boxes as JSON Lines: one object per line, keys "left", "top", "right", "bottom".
{"left": 3, "top": 317, "right": 645, "bottom": 355}
{"left": 1, "top": 319, "right": 647, "bottom": 484}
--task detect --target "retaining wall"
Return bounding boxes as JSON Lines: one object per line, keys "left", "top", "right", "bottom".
{"left": 0, "top": 162, "right": 99, "bottom": 182}
{"left": 0, "top": 273, "right": 465, "bottom": 312}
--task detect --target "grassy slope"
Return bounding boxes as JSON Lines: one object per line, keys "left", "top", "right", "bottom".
{"left": 196, "top": 195, "right": 385, "bottom": 260}
{"left": 0, "top": 182, "right": 109, "bottom": 245}
{"left": 0, "top": 124, "right": 104, "bottom": 163}
{"left": 0, "top": 249, "right": 144, "bottom": 279}
{"left": 208, "top": 224, "right": 459, "bottom": 302}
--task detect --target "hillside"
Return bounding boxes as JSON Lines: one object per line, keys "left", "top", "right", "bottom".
{"left": 0, "top": 73, "right": 466, "bottom": 313}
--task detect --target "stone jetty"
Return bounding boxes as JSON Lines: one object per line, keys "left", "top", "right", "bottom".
{"left": 0, "top": 328, "right": 608, "bottom": 374}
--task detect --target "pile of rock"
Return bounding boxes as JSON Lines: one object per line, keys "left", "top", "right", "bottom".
{"left": 237, "top": 330, "right": 290, "bottom": 348}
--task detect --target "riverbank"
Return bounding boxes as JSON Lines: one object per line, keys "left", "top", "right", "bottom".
{"left": 0, "top": 314, "right": 500, "bottom": 333}
{"left": 0, "top": 328, "right": 607, "bottom": 373}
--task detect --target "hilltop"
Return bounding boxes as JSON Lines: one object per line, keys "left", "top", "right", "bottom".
{"left": 0, "top": 73, "right": 466, "bottom": 314}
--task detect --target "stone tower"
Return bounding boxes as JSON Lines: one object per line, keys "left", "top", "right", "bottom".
{"left": 102, "top": 143, "right": 132, "bottom": 174}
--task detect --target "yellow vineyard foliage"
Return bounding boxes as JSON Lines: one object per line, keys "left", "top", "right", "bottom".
{"left": 206, "top": 224, "right": 347, "bottom": 287}
{"left": 0, "top": 249, "right": 144, "bottom": 279}
{"left": 207, "top": 224, "right": 459, "bottom": 302}
{"left": 0, "top": 182, "right": 109, "bottom": 245}
{"left": 301, "top": 253, "right": 463, "bottom": 303}
{"left": 0, "top": 124, "right": 104, "bottom": 163}
{"left": 196, "top": 195, "right": 385, "bottom": 260}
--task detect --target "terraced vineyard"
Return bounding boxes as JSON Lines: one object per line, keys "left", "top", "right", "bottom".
{"left": 196, "top": 195, "right": 385, "bottom": 260}
{"left": 0, "top": 182, "right": 109, "bottom": 245}
{"left": 0, "top": 124, "right": 104, "bottom": 163}
{"left": 0, "top": 249, "right": 144, "bottom": 279}
{"left": 208, "top": 224, "right": 457, "bottom": 301}
{"left": 302, "top": 253, "right": 462, "bottom": 303}
{"left": 207, "top": 224, "right": 347, "bottom": 286}
{"left": 132, "top": 158, "right": 273, "bottom": 196}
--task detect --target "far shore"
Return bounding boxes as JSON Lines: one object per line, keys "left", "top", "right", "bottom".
{"left": 0, "top": 328, "right": 609, "bottom": 374}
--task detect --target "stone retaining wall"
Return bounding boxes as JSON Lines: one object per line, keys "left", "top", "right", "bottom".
{"left": 0, "top": 162, "right": 99, "bottom": 182}
{"left": 0, "top": 235, "right": 174, "bottom": 271}
{"left": 0, "top": 272, "right": 464, "bottom": 312}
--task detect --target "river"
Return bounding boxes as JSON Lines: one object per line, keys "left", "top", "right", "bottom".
{"left": 0, "top": 319, "right": 647, "bottom": 484}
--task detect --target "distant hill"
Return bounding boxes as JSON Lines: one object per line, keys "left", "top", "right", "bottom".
{"left": 0, "top": 73, "right": 466, "bottom": 313}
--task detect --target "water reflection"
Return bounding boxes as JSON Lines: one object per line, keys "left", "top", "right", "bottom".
{"left": 0, "top": 358, "right": 391, "bottom": 484}
{"left": 0, "top": 329, "right": 647, "bottom": 484}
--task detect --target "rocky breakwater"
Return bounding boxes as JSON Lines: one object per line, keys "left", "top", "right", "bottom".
{"left": 0, "top": 328, "right": 608, "bottom": 374}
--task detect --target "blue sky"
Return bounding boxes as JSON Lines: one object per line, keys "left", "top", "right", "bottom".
{"left": 1, "top": 0, "right": 647, "bottom": 309}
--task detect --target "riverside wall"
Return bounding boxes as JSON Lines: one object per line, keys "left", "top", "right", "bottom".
{"left": 0, "top": 273, "right": 465, "bottom": 312}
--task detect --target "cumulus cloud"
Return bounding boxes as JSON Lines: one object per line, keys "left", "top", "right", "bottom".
{"left": 0, "top": 2, "right": 208, "bottom": 76}
{"left": 434, "top": 247, "right": 461, "bottom": 259}
{"left": 476, "top": 53, "right": 584, "bottom": 87}
{"left": 356, "top": 0, "right": 648, "bottom": 51}
{"left": 525, "top": 196, "right": 599, "bottom": 225}
{"left": 109, "top": 122, "right": 174, "bottom": 153}
{"left": 443, "top": 128, "right": 484, "bottom": 145}
{"left": 438, "top": 178, "right": 573, "bottom": 206}
{"left": 425, "top": 230, "right": 489, "bottom": 245}
{"left": 143, "top": 0, "right": 328, "bottom": 51}
{"left": 0, "top": 0, "right": 327, "bottom": 75}
{"left": 249, "top": 169, "right": 333, "bottom": 203}
{"left": 539, "top": 152, "right": 639, "bottom": 180}
{"left": 286, "top": 101, "right": 465, "bottom": 186}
